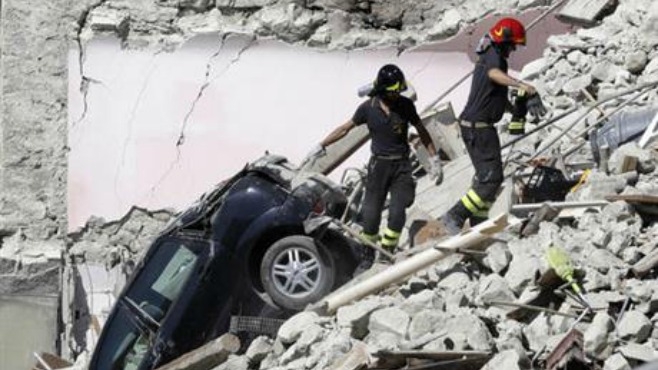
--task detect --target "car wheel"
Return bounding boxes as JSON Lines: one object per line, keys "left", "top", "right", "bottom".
{"left": 260, "top": 235, "right": 335, "bottom": 311}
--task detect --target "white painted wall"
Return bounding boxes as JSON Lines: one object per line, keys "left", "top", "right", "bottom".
{"left": 68, "top": 34, "right": 477, "bottom": 231}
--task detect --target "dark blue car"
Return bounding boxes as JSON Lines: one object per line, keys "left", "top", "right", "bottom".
{"left": 89, "top": 155, "right": 358, "bottom": 370}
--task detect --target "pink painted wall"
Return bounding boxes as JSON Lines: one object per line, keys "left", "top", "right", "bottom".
{"left": 67, "top": 13, "right": 573, "bottom": 231}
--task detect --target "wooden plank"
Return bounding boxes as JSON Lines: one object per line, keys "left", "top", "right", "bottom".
{"left": 605, "top": 194, "right": 658, "bottom": 204}
{"left": 376, "top": 349, "right": 491, "bottom": 361}
{"left": 557, "top": 0, "right": 616, "bottom": 25}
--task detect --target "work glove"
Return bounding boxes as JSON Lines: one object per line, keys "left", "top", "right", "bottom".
{"left": 307, "top": 143, "right": 326, "bottom": 158}
{"left": 527, "top": 93, "right": 547, "bottom": 119}
{"left": 509, "top": 90, "right": 528, "bottom": 135}
{"left": 303, "top": 144, "right": 326, "bottom": 164}
{"left": 508, "top": 118, "right": 526, "bottom": 135}
{"left": 429, "top": 155, "right": 443, "bottom": 184}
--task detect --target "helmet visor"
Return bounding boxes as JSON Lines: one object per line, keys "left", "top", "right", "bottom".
{"left": 384, "top": 81, "right": 405, "bottom": 93}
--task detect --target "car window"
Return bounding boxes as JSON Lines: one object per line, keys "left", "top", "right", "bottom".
{"left": 93, "top": 240, "right": 202, "bottom": 370}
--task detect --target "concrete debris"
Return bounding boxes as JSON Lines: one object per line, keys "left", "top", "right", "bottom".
{"left": 6, "top": 0, "right": 658, "bottom": 369}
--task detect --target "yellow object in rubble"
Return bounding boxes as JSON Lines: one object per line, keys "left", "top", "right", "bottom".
{"left": 546, "top": 245, "right": 581, "bottom": 294}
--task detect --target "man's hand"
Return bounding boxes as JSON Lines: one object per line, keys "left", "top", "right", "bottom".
{"left": 306, "top": 143, "right": 326, "bottom": 159}
{"left": 518, "top": 83, "right": 536, "bottom": 96}
{"left": 429, "top": 155, "right": 443, "bottom": 185}
{"left": 527, "top": 94, "right": 547, "bottom": 119}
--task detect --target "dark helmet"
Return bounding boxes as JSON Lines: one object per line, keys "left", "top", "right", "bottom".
{"left": 373, "top": 64, "right": 408, "bottom": 95}
{"left": 489, "top": 17, "right": 526, "bottom": 46}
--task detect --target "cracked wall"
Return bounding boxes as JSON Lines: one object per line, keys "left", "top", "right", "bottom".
{"left": 2, "top": 0, "right": 567, "bottom": 242}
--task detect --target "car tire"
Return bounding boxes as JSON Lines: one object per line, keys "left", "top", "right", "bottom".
{"left": 260, "top": 235, "right": 335, "bottom": 311}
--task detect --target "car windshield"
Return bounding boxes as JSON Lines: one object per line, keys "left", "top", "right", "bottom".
{"left": 93, "top": 239, "right": 202, "bottom": 370}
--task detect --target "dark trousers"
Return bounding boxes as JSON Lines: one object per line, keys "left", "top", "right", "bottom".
{"left": 360, "top": 156, "right": 415, "bottom": 235}
{"left": 461, "top": 124, "right": 504, "bottom": 203}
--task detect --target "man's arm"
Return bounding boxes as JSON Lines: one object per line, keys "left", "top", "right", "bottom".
{"left": 410, "top": 118, "right": 437, "bottom": 157}
{"left": 488, "top": 68, "right": 536, "bottom": 95}
{"left": 320, "top": 120, "right": 356, "bottom": 148}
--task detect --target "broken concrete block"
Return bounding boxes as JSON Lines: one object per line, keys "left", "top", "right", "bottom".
{"left": 216, "top": 0, "right": 275, "bottom": 8}
{"left": 478, "top": 274, "right": 516, "bottom": 304}
{"left": 524, "top": 314, "right": 550, "bottom": 352}
{"left": 505, "top": 255, "right": 541, "bottom": 294}
{"left": 426, "top": 8, "right": 462, "bottom": 40}
{"left": 306, "top": 0, "right": 356, "bottom": 11}
{"left": 367, "top": 307, "right": 410, "bottom": 340}
{"left": 156, "top": 333, "right": 240, "bottom": 370}
{"left": 618, "top": 310, "right": 652, "bottom": 342}
{"left": 482, "top": 242, "right": 512, "bottom": 274}
{"left": 278, "top": 311, "right": 322, "bottom": 345}
{"left": 603, "top": 353, "right": 631, "bottom": 370}
{"left": 520, "top": 58, "right": 546, "bottom": 81}
{"left": 400, "top": 289, "right": 445, "bottom": 316}
{"left": 618, "top": 342, "right": 658, "bottom": 362}
{"left": 585, "top": 312, "right": 614, "bottom": 356}
{"left": 480, "top": 349, "right": 522, "bottom": 370}
{"left": 407, "top": 310, "right": 450, "bottom": 341}
{"left": 336, "top": 298, "right": 384, "bottom": 340}
{"left": 563, "top": 74, "right": 593, "bottom": 94}
{"left": 245, "top": 336, "right": 272, "bottom": 366}
{"left": 592, "top": 61, "right": 623, "bottom": 82}
{"left": 625, "top": 50, "right": 649, "bottom": 74}
{"left": 211, "top": 355, "right": 249, "bottom": 370}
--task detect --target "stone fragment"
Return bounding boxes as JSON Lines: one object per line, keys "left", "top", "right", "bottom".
{"left": 618, "top": 310, "right": 652, "bottom": 342}
{"left": 278, "top": 311, "right": 321, "bottom": 345}
{"left": 603, "top": 353, "right": 631, "bottom": 370}
{"left": 625, "top": 50, "right": 649, "bottom": 74}
{"left": 618, "top": 342, "right": 658, "bottom": 362}
{"left": 427, "top": 9, "right": 462, "bottom": 40}
{"left": 480, "top": 350, "right": 522, "bottom": 370}
{"left": 367, "top": 307, "right": 410, "bottom": 339}
{"left": 245, "top": 336, "right": 272, "bottom": 365}
{"left": 482, "top": 242, "right": 512, "bottom": 274}
{"left": 584, "top": 312, "right": 614, "bottom": 356}
{"left": 520, "top": 58, "right": 546, "bottom": 81}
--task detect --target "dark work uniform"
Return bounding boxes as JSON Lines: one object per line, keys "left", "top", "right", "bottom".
{"left": 452, "top": 45, "right": 507, "bottom": 223}
{"left": 352, "top": 96, "right": 421, "bottom": 244}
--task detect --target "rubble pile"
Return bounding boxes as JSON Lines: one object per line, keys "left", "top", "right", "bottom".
{"left": 202, "top": 2, "right": 658, "bottom": 370}
{"left": 82, "top": 0, "right": 547, "bottom": 49}
{"left": 66, "top": 206, "right": 175, "bottom": 265}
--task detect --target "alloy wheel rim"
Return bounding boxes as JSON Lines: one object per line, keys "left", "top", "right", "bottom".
{"left": 271, "top": 247, "right": 322, "bottom": 297}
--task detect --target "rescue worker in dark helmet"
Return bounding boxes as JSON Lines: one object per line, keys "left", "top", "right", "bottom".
{"left": 311, "top": 64, "right": 441, "bottom": 258}
{"left": 440, "top": 17, "right": 546, "bottom": 233}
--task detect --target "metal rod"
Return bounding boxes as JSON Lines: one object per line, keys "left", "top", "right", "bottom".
{"left": 530, "top": 86, "right": 653, "bottom": 160}
{"left": 502, "top": 80, "right": 658, "bottom": 151}
{"left": 420, "top": 0, "right": 568, "bottom": 115}
{"left": 484, "top": 300, "right": 583, "bottom": 319}
{"left": 561, "top": 87, "right": 651, "bottom": 159}
{"left": 510, "top": 200, "right": 609, "bottom": 213}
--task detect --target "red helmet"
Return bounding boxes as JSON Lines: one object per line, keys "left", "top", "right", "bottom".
{"left": 489, "top": 17, "right": 526, "bottom": 45}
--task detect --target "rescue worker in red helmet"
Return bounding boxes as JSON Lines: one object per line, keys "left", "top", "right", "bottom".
{"left": 311, "top": 64, "right": 440, "bottom": 265}
{"left": 440, "top": 17, "right": 546, "bottom": 233}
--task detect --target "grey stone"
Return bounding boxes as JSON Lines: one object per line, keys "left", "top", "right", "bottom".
{"left": 480, "top": 349, "right": 522, "bottom": 370}
{"left": 212, "top": 355, "right": 249, "bottom": 370}
{"left": 591, "top": 61, "right": 623, "bottom": 82}
{"left": 478, "top": 274, "right": 515, "bottom": 304}
{"left": 583, "top": 267, "right": 610, "bottom": 292}
{"left": 603, "top": 353, "right": 631, "bottom": 370}
{"left": 625, "top": 50, "right": 649, "bottom": 74}
{"left": 523, "top": 314, "right": 550, "bottom": 352}
{"left": 336, "top": 297, "right": 385, "bottom": 339}
{"left": 407, "top": 310, "right": 450, "bottom": 341}
{"left": 306, "top": 0, "right": 355, "bottom": 11}
{"left": 520, "top": 58, "right": 546, "bottom": 81}
{"left": 584, "top": 312, "right": 614, "bottom": 356}
{"left": 609, "top": 142, "right": 657, "bottom": 175}
{"left": 618, "top": 310, "right": 652, "bottom": 342}
{"left": 562, "top": 74, "right": 593, "bottom": 94}
{"left": 216, "top": 0, "right": 274, "bottom": 8}
{"left": 427, "top": 9, "right": 462, "bottom": 40}
{"left": 504, "top": 255, "right": 541, "bottom": 294}
{"left": 253, "top": 4, "right": 326, "bottom": 43}
{"left": 277, "top": 311, "right": 322, "bottom": 345}
{"left": 246, "top": 336, "right": 273, "bottom": 365}
{"left": 368, "top": 307, "right": 410, "bottom": 339}
{"left": 482, "top": 242, "right": 511, "bottom": 274}
{"left": 400, "top": 289, "right": 444, "bottom": 316}
{"left": 618, "top": 342, "right": 658, "bottom": 362}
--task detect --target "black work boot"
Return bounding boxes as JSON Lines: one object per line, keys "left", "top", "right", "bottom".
{"left": 440, "top": 203, "right": 470, "bottom": 236}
